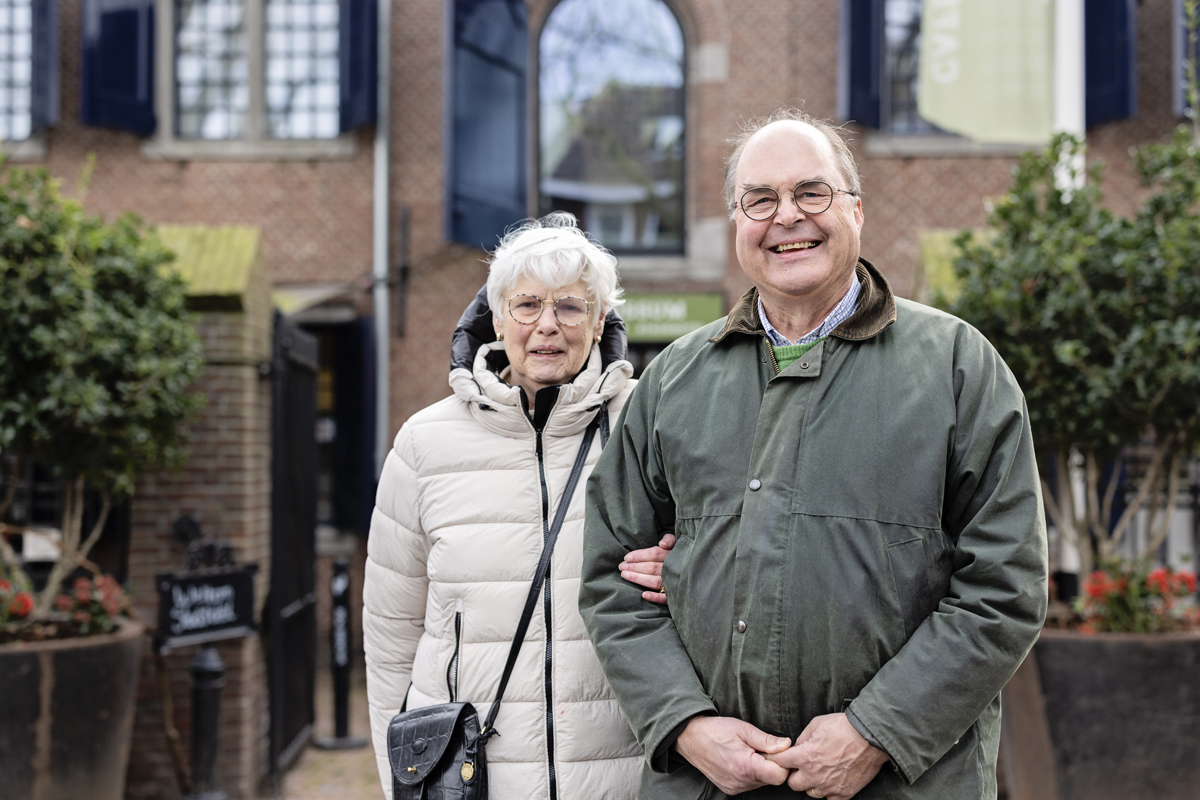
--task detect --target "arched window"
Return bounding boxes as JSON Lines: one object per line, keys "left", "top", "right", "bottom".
{"left": 539, "top": 0, "right": 685, "bottom": 253}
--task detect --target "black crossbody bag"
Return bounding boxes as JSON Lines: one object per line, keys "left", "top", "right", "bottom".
{"left": 386, "top": 405, "right": 609, "bottom": 800}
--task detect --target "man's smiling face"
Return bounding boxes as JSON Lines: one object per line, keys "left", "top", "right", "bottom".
{"left": 733, "top": 121, "right": 864, "bottom": 316}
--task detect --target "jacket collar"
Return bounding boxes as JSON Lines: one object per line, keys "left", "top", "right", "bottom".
{"left": 709, "top": 257, "right": 897, "bottom": 344}
{"left": 449, "top": 342, "right": 632, "bottom": 439}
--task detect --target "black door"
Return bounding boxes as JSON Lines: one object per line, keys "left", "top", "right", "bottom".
{"left": 266, "top": 312, "right": 319, "bottom": 773}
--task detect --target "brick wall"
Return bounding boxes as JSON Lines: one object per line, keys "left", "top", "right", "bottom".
{"left": 125, "top": 258, "right": 274, "bottom": 800}
{"left": 18, "top": 2, "right": 1188, "bottom": 795}
{"left": 33, "top": 0, "right": 1185, "bottom": 440}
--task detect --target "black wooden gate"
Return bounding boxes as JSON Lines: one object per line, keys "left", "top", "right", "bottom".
{"left": 266, "top": 312, "right": 319, "bottom": 774}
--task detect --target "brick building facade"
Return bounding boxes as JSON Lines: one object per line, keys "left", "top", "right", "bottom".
{"left": 6, "top": 0, "right": 1187, "bottom": 796}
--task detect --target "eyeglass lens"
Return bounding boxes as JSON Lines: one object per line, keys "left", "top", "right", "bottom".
{"left": 740, "top": 181, "right": 835, "bottom": 220}
{"left": 508, "top": 295, "right": 591, "bottom": 326}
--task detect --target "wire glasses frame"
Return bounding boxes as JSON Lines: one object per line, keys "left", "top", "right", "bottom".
{"left": 504, "top": 294, "right": 594, "bottom": 326}
{"left": 738, "top": 181, "right": 858, "bottom": 221}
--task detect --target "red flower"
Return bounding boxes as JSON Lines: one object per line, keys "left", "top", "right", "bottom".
{"left": 55, "top": 594, "right": 74, "bottom": 612}
{"left": 1174, "top": 571, "right": 1198, "bottom": 595}
{"left": 101, "top": 597, "right": 121, "bottom": 617}
{"left": 73, "top": 577, "right": 92, "bottom": 604}
{"left": 1146, "top": 567, "right": 1172, "bottom": 595}
{"left": 1079, "top": 621, "right": 1097, "bottom": 636}
{"left": 8, "top": 592, "right": 33, "bottom": 618}
{"left": 0, "top": 579, "right": 10, "bottom": 593}
{"left": 1084, "top": 571, "right": 1112, "bottom": 598}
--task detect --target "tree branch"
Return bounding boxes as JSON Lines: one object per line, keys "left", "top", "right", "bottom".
{"left": 34, "top": 476, "right": 86, "bottom": 617}
{"left": 1142, "top": 450, "right": 1183, "bottom": 559}
{"left": 1108, "top": 435, "right": 1172, "bottom": 556}
{"left": 1100, "top": 451, "right": 1123, "bottom": 541}
{"left": 74, "top": 491, "right": 111, "bottom": 569}
{"left": 0, "top": 456, "right": 20, "bottom": 520}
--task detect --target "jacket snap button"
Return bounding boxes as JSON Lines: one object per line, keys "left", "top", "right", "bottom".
{"left": 748, "top": 479, "right": 761, "bottom": 491}
{"left": 800, "top": 362, "right": 809, "bottom": 369}
{"left": 737, "top": 620, "right": 747, "bottom": 633}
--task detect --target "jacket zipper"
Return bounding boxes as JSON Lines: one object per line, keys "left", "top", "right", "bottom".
{"left": 534, "top": 424, "right": 559, "bottom": 800}
{"left": 446, "top": 598, "right": 463, "bottom": 701}
{"left": 765, "top": 336, "right": 781, "bottom": 375}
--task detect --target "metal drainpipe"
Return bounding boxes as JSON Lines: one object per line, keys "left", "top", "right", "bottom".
{"left": 372, "top": 0, "right": 392, "bottom": 478}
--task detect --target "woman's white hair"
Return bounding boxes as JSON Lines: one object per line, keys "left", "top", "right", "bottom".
{"left": 487, "top": 212, "right": 623, "bottom": 323}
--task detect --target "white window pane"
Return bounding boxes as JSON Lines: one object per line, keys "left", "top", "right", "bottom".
{"left": 10, "top": 114, "right": 30, "bottom": 140}
{"left": 314, "top": 3, "right": 337, "bottom": 26}
{"left": 315, "top": 113, "right": 338, "bottom": 138}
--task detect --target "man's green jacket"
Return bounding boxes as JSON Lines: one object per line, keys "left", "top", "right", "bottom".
{"left": 580, "top": 260, "right": 1048, "bottom": 799}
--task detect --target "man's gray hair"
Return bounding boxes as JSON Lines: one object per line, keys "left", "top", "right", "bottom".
{"left": 723, "top": 108, "right": 862, "bottom": 219}
{"left": 487, "top": 212, "right": 623, "bottom": 322}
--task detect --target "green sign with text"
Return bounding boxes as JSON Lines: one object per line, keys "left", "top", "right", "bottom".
{"left": 622, "top": 293, "right": 725, "bottom": 343}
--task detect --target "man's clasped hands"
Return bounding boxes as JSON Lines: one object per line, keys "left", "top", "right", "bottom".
{"left": 672, "top": 711, "right": 890, "bottom": 800}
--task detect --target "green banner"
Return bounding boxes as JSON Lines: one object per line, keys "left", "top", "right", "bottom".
{"left": 622, "top": 293, "right": 725, "bottom": 343}
{"left": 918, "top": 0, "right": 1054, "bottom": 145}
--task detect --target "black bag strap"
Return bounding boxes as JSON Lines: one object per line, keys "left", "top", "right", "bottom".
{"left": 480, "top": 403, "right": 607, "bottom": 740}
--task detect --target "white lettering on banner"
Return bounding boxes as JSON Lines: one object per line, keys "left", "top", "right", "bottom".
{"left": 622, "top": 299, "right": 689, "bottom": 322}
{"left": 169, "top": 583, "right": 238, "bottom": 635}
{"left": 927, "top": 0, "right": 962, "bottom": 84}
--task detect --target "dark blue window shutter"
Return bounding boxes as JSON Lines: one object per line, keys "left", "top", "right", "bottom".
{"left": 31, "top": 0, "right": 59, "bottom": 131}
{"left": 449, "top": 0, "right": 527, "bottom": 250}
{"left": 1085, "top": 0, "right": 1136, "bottom": 127}
{"left": 81, "top": 0, "right": 155, "bottom": 135}
{"left": 339, "top": 0, "right": 376, "bottom": 131}
{"left": 846, "top": 0, "right": 883, "bottom": 129}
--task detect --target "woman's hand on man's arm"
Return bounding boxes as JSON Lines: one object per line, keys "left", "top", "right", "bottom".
{"left": 618, "top": 532, "right": 676, "bottom": 605}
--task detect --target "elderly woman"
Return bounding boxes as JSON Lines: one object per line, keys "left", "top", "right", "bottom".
{"left": 364, "top": 213, "right": 670, "bottom": 800}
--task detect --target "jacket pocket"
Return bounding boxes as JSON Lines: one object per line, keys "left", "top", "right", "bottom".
{"left": 445, "top": 598, "right": 463, "bottom": 701}
{"left": 885, "top": 528, "right": 952, "bottom": 641}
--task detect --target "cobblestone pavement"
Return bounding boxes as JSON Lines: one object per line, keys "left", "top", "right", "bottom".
{"left": 282, "top": 666, "right": 382, "bottom": 800}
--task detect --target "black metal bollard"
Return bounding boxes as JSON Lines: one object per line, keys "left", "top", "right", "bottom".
{"left": 314, "top": 558, "right": 368, "bottom": 750}
{"left": 187, "top": 646, "right": 229, "bottom": 800}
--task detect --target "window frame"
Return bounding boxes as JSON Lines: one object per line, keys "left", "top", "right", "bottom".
{"left": 1, "top": 0, "right": 56, "bottom": 160}
{"left": 841, "top": 0, "right": 1136, "bottom": 158}
{"left": 532, "top": 0, "right": 688, "bottom": 257}
{"left": 142, "top": 0, "right": 356, "bottom": 160}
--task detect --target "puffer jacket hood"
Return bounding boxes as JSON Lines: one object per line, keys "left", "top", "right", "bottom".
{"left": 365, "top": 339, "right": 639, "bottom": 800}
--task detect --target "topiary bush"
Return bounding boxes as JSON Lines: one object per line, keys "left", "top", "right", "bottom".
{"left": 0, "top": 162, "right": 204, "bottom": 630}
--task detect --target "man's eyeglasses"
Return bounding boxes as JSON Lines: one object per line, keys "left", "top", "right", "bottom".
{"left": 504, "top": 294, "right": 593, "bottom": 326}
{"left": 739, "top": 181, "right": 857, "bottom": 221}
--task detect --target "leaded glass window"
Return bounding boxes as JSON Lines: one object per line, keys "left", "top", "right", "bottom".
{"left": 175, "top": 0, "right": 248, "bottom": 139}
{"left": 0, "top": 0, "right": 32, "bottom": 141}
{"left": 539, "top": 0, "right": 684, "bottom": 253}
{"left": 265, "top": 0, "right": 339, "bottom": 138}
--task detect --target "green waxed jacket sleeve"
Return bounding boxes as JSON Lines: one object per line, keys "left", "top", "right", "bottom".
{"left": 847, "top": 327, "right": 1049, "bottom": 785}
{"left": 579, "top": 352, "right": 719, "bottom": 772}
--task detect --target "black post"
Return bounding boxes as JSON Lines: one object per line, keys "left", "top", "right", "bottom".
{"left": 187, "top": 646, "right": 228, "bottom": 800}
{"left": 314, "top": 558, "right": 368, "bottom": 749}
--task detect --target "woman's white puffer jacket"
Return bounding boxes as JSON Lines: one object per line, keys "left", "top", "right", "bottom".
{"left": 364, "top": 342, "right": 640, "bottom": 800}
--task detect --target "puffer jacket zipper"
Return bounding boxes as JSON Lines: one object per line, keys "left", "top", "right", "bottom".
{"left": 446, "top": 598, "right": 463, "bottom": 701}
{"left": 526, "top": 387, "right": 560, "bottom": 800}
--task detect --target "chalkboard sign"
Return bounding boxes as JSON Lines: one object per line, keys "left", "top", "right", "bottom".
{"left": 155, "top": 566, "right": 258, "bottom": 652}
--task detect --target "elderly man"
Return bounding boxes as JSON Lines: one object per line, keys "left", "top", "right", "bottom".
{"left": 580, "top": 109, "right": 1048, "bottom": 800}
